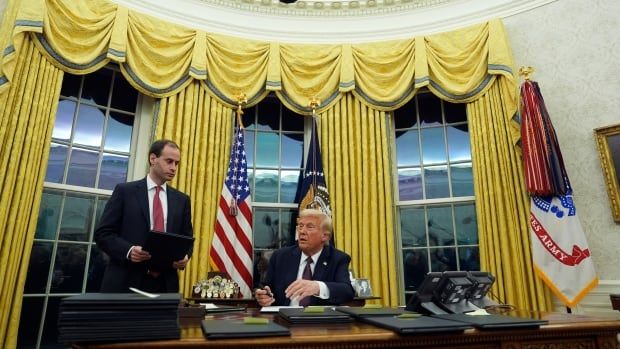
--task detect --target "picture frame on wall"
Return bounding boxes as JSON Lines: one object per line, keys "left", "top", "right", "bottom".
{"left": 594, "top": 123, "right": 620, "bottom": 223}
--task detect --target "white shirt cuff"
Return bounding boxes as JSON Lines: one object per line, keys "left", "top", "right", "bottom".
{"left": 316, "top": 281, "right": 330, "bottom": 299}
{"left": 126, "top": 246, "right": 134, "bottom": 260}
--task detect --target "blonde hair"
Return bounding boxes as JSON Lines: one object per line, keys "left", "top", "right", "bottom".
{"left": 299, "top": 208, "right": 332, "bottom": 237}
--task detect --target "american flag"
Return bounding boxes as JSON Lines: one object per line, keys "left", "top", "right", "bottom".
{"left": 210, "top": 127, "right": 253, "bottom": 298}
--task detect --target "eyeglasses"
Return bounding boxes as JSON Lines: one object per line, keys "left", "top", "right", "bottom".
{"left": 296, "top": 223, "right": 318, "bottom": 231}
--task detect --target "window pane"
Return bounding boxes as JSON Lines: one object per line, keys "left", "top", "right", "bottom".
{"left": 256, "top": 98, "right": 279, "bottom": 131}
{"left": 280, "top": 170, "right": 299, "bottom": 203}
{"left": 51, "top": 243, "right": 87, "bottom": 293}
{"left": 110, "top": 73, "right": 138, "bottom": 112}
{"left": 81, "top": 68, "right": 112, "bottom": 106}
{"left": 254, "top": 250, "right": 273, "bottom": 288}
{"left": 45, "top": 143, "right": 68, "bottom": 183}
{"left": 421, "top": 127, "right": 446, "bottom": 165}
{"left": 24, "top": 242, "right": 53, "bottom": 293}
{"left": 65, "top": 148, "right": 98, "bottom": 187}
{"left": 451, "top": 163, "right": 474, "bottom": 197}
{"left": 279, "top": 209, "right": 297, "bottom": 247}
{"left": 455, "top": 203, "right": 478, "bottom": 245}
{"left": 394, "top": 100, "right": 417, "bottom": 129}
{"left": 424, "top": 165, "right": 449, "bottom": 199}
{"left": 398, "top": 168, "right": 422, "bottom": 201}
{"left": 400, "top": 207, "right": 426, "bottom": 247}
{"left": 281, "top": 108, "right": 304, "bottom": 131}
{"left": 73, "top": 105, "right": 105, "bottom": 147}
{"left": 59, "top": 194, "right": 94, "bottom": 242}
{"left": 444, "top": 102, "right": 467, "bottom": 124}
{"left": 447, "top": 125, "right": 471, "bottom": 162}
{"left": 254, "top": 170, "right": 278, "bottom": 202}
{"left": 281, "top": 134, "right": 303, "bottom": 168}
{"left": 242, "top": 106, "right": 256, "bottom": 130}
{"left": 60, "top": 73, "right": 81, "bottom": 98}
{"left": 36, "top": 191, "right": 62, "bottom": 240}
{"left": 403, "top": 249, "right": 428, "bottom": 291}
{"left": 254, "top": 209, "right": 279, "bottom": 248}
{"left": 418, "top": 93, "right": 442, "bottom": 127}
{"left": 255, "top": 132, "right": 279, "bottom": 167}
{"left": 458, "top": 246, "right": 480, "bottom": 271}
{"left": 98, "top": 153, "right": 128, "bottom": 190}
{"left": 104, "top": 111, "right": 133, "bottom": 152}
{"left": 95, "top": 197, "right": 108, "bottom": 227}
{"left": 17, "top": 297, "right": 44, "bottom": 349}
{"left": 52, "top": 100, "right": 75, "bottom": 141}
{"left": 86, "top": 244, "right": 109, "bottom": 292}
{"left": 430, "top": 247, "right": 457, "bottom": 272}
{"left": 427, "top": 205, "right": 453, "bottom": 246}
{"left": 40, "top": 297, "right": 64, "bottom": 349}
{"left": 395, "top": 130, "right": 420, "bottom": 166}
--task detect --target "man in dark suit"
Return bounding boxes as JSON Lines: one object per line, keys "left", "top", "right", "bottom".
{"left": 95, "top": 139, "right": 193, "bottom": 293}
{"left": 255, "top": 209, "right": 354, "bottom": 306}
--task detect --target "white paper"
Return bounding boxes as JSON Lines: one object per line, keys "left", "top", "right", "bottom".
{"left": 128, "top": 287, "right": 160, "bottom": 298}
{"left": 199, "top": 303, "right": 219, "bottom": 309}
{"left": 260, "top": 306, "right": 303, "bottom": 313}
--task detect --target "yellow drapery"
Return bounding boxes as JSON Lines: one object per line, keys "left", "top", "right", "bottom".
{"left": 154, "top": 81, "right": 234, "bottom": 292}
{"left": 0, "top": 37, "right": 63, "bottom": 349}
{"left": 2, "top": 0, "right": 515, "bottom": 114}
{"left": 468, "top": 76, "right": 552, "bottom": 311}
{"left": 319, "top": 94, "right": 398, "bottom": 306}
{"left": 0, "top": 2, "right": 554, "bottom": 345}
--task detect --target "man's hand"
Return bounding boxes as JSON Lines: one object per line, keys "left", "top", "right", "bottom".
{"left": 285, "top": 279, "right": 319, "bottom": 301}
{"left": 255, "top": 286, "right": 275, "bottom": 307}
{"left": 172, "top": 255, "right": 189, "bottom": 270}
{"left": 129, "top": 246, "right": 151, "bottom": 263}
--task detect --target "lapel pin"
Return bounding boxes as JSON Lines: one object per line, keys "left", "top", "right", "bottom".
{"left": 323, "top": 261, "right": 327, "bottom": 266}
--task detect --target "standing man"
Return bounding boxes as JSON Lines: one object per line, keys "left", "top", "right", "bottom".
{"left": 255, "top": 209, "right": 354, "bottom": 306}
{"left": 95, "top": 139, "right": 193, "bottom": 293}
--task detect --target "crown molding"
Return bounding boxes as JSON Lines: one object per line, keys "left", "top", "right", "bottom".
{"left": 112, "top": 0, "right": 558, "bottom": 43}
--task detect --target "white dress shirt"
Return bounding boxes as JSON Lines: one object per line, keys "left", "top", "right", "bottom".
{"left": 289, "top": 248, "right": 330, "bottom": 306}
{"left": 146, "top": 174, "right": 168, "bottom": 230}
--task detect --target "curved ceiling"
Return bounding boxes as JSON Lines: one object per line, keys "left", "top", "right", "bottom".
{"left": 112, "top": 0, "right": 556, "bottom": 43}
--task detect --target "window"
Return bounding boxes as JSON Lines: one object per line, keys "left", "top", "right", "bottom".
{"left": 18, "top": 67, "right": 141, "bottom": 349}
{"left": 242, "top": 95, "right": 306, "bottom": 289}
{"left": 394, "top": 92, "right": 479, "bottom": 302}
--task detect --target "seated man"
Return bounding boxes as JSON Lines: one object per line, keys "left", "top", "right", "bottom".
{"left": 255, "top": 209, "right": 354, "bottom": 306}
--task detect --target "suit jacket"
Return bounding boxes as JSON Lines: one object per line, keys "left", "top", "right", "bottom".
{"left": 94, "top": 178, "right": 193, "bottom": 292}
{"left": 264, "top": 244, "right": 354, "bottom": 306}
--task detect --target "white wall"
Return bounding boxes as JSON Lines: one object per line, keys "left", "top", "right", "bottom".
{"left": 505, "top": 0, "right": 620, "bottom": 281}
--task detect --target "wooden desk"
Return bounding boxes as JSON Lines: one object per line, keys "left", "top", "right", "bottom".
{"left": 73, "top": 310, "right": 620, "bottom": 349}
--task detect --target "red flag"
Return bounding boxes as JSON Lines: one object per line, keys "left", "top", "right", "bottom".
{"left": 210, "top": 127, "right": 253, "bottom": 297}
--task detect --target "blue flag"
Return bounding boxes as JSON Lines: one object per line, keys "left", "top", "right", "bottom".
{"left": 296, "top": 117, "right": 331, "bottom": 216}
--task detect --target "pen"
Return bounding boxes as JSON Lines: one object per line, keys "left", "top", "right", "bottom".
{"left": 263, "top": 287, "right": 274, "bottom": 298}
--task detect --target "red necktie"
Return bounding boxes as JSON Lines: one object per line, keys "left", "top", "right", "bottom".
{"left": 153, "top": 186, "right": 165, "bottom": 232}
{"left": 299, "top": 257, "right": 313, "bottom": 306}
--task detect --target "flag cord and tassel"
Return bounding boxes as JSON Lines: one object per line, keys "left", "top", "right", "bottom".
{"left": 229, "top": 93, "right": 247, "bottom": 217}
{"left": 309, "top": 97, "right": 321, "bottom": 209}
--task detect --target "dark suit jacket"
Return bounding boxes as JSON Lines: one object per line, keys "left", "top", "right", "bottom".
{"left": 94, "top": 178, "right": 193, "bottom": 292}
{"left": 264, "top": 244, "right": 354, "bottom": 306}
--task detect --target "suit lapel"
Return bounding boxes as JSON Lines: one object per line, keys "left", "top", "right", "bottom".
{"left": 166, "top": 187, "right": 175, "bottom": 233}
{"left": 136, "top": 179, "right": 150, "bottom": 227}
{"left": 313, "top": 245, "right": 331, "bottom": 281}
{"left": 286, "top": 247, "right": 302, "bottom": 284}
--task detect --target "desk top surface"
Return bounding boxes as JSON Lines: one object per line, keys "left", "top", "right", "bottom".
{"left": 73, "top": 309, "right": 620, "bottom": 349}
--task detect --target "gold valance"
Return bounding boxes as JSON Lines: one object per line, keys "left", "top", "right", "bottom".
{"left": 0, "top": 0, "right": 516, "bottom": 114}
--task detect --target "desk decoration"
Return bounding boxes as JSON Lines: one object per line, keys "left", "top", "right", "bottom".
{"left": 192, "top": 275, "right": 242, "bottom": 299}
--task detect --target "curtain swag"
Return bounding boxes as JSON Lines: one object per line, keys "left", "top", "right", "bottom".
{"left": 0, "top": 0, "right": 517, "bottom": 115}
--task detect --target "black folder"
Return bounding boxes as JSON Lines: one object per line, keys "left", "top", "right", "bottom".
{"left": 204, "top": 305, "right": 247, "bottom": 314}
{"left": 360, "top": 315, "right": 473, "bottom": 334}
{"left": 335, "top": 307, "right": 410, "bottom": 318}
{"left": 432, "top": 313, "right": 548, "bottom": 329}
{"left": 201, "top": 319, "right": 290, "bottom": 339}
{"left": 278, "top": 308, "right": 353, "bottom": 324}
{"left": 143, "top": 230, "right": 194, "bottom": 267}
